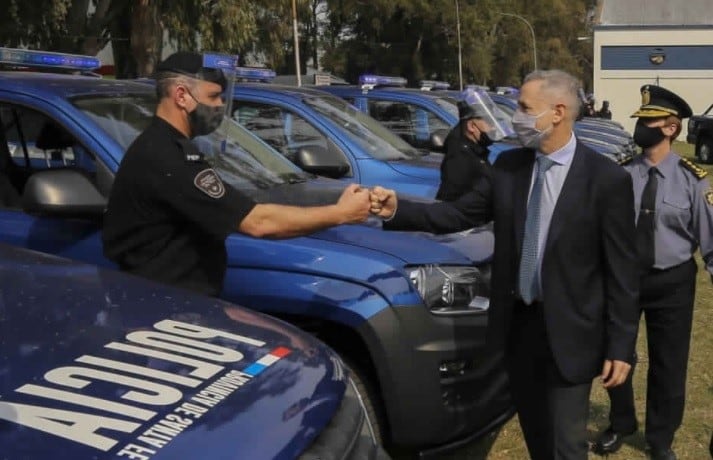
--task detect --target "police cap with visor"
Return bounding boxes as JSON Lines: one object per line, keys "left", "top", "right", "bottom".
{"left": 631, "top": 84, "right": 692, "bottom": 119}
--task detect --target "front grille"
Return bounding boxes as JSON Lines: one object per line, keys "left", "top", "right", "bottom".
{"left": 299, "top": 379, "right": 389, "bottom": 460}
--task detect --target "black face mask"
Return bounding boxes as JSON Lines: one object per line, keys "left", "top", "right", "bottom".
{"left": 185, "top": 89, "right": 224, "bottom": 137}
{"left": 477, "top": 131, "right": 494, "bottom": 148}
{"left": 188, "top": 103, "right": 224, "bottom": 137}
{"left": 633, "top": 119, "right": 666, "bottom": 149}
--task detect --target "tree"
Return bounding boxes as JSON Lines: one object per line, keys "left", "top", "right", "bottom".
{"left": 321, "top": 0, "right": 502, "bottom": 86}
{"left": 0, "top": 0, "right": 597, "bottom": 87}
{"left": 0, "top": 0, "right": 117, "bottom": 55}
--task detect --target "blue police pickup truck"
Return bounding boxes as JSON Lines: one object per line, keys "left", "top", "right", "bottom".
{"left": 0, "top": 243, "right": 384, "bottom": 459}
{"left": 229, "top": 73, "right": 443, "bottom": 199}
{"left": 317, "top": 76, "right": 514, "bottom": 163}
{"left": 321, "top": 76, "right": 636, "bottom": 163}
{"left": 0, "top": 49, "right": 512, "bottom": 455}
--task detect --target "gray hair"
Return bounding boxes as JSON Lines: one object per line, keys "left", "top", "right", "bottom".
{"left": 524, "top": 70, "right": 582, "bottom": 121}
{"left": 155, "top": 72, "right": 198, "bottom": 99}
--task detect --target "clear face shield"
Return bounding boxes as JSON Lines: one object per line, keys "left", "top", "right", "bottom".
{"left": 460, "top": 88, "right": 516, "bottom": 141}
{"left": 191, "top": 52, "right": 239, "bottom": 154}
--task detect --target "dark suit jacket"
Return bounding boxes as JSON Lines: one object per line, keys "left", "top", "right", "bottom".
{"left": 385, "top": 140, "right": 639, "bottom": 384}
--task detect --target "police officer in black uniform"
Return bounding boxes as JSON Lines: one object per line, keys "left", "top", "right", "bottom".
{"left": 436, "top": 89, "right": 498, "bottom": 201}
{"left": 103, "top": 52, "right": 370, "bottom": 297}
{"left": 592, "top": 85, "right": 713, "bottom": 460}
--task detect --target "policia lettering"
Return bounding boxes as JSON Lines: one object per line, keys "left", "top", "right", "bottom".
{"left": 0, "top": 320, "right": 283, "bottom": 453}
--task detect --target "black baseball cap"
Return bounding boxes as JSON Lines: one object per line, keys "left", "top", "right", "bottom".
{"left": 155, "top": 51, "right": 227, "bottom": 90}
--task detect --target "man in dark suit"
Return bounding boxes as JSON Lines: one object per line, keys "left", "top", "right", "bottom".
{"left": 370, "top": 70, "right": 640, "bottom": 459}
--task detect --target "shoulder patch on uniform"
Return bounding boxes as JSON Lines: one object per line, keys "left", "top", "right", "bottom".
{"left": 194, "top": 169, "right": 225, "bottom": 198}
{"left": 617, "top": 154, "right": 634, "bottom": 166}
{"left": 705, "top": 188, "right": 713, "bottom": 206}
{"left": 679, "top": 157, "right": 708, "bottom": 180}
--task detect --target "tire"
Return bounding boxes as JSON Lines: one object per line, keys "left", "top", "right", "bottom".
{"left": 343, "top": 359, "right": 387, "bottom": 447}
{"left": 697, "top": 136, "right": 713, "bottom": 164}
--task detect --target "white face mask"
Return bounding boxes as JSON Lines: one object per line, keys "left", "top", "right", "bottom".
{"left": 511, "top": 108, "right": 553, "bottom": 149}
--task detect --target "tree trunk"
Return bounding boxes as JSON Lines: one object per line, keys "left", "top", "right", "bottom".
{"left": 54, "top": 0, "right": 90, "bottom": 52}
{"left": 311, "top": 0, "right": 319, "bottom": 70}
{"left": 130, "top": 0, "right": 163, "bottom": 77}
{"left": 109, "top": 2, "right": 136, "bottom": 78}
{"left": 80, "top": 0, "right": 114, "bottom": 56}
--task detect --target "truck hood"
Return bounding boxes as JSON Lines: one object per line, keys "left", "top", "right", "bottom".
{"left": 0, "top": 245, "right": 345, "bottom": 459}
{"left": 253, "top": 179, "right": 494, "bottom": 265}
{"left": 386, "top": 156, "right": 441, "bottom": 180}
{"left": 312, "top": 221, "right": 494, "bottom": 265}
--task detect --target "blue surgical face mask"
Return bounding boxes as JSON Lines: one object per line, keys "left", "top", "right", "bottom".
{"left": 511, "top": 108, "right": 553, "bottom": 149}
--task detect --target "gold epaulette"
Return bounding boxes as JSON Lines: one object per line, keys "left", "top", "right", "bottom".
{"left": 679, "top": 157, "right": 708, "bottom": 180}
{"left": 617, "top": 154, "right": 634, "bottom": 166}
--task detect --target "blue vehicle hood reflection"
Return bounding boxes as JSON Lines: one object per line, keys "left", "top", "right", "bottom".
{"left": 248, "top": 177, "right": 493, "bottom": 265}
{"left": 386, "top": 155, "right": 442, "bottom": 180}
{"left": 0, "top": 245, "right": 345, "bottom": 460}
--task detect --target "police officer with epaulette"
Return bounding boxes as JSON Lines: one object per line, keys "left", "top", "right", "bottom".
{"left": 436, "top": 88, "right": 504, "bottom": 201}
{"left": 592, "top": 85, "right": 713, "bottom": 460}
{"left": 102, "top": 51, "right": 370, "bottom": 297}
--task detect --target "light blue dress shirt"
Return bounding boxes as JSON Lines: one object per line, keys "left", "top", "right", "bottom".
{"left": 528, "top": 132, "right": 577, "bottom": 293}
{"left": 623, "top": 151, "right": 713, "bottom": 276}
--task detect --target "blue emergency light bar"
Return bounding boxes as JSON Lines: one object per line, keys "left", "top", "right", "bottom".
{"left": 466, "top": 84, "right": 490, "bottom": 92}
{"left": 496, "top": 86, "right": 519, "bottom": 95}
{"left": 0, "top": 47, "right": 100, "bottom": 70}
{"left": 234, "top": 66, "right": 276, "bottom": 82}
{"left": 202, "top": 52, "right": 238, "bottom": 71}
{"left": 359, "top": 74, "right": 407, "bottom": 88}
{"left": 419, "top": 80, "right": 451, "bottom": 91}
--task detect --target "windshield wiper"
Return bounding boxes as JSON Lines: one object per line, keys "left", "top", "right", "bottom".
{"left": 282, "top": 172, "right": 311, "bottom": 184}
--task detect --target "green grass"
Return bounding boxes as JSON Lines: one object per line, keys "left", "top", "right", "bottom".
{"left": 435, "top": 142, "right": 713, "bottom": 459}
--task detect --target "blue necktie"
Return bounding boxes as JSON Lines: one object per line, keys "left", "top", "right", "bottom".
{"left": 518, "top": 155, "right": 555, "bottom": 304}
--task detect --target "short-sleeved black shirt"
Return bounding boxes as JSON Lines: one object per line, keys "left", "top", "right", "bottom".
{"left": 103, "top": 116, "right": 256, "bottom": 296}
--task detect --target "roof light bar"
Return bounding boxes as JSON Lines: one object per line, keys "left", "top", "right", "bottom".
{"left": 0, "top": 47, "right": 100, "bottom": 70}
{"left": 234, "top": 67, "right": 276, "bottom": 82}
{"left": 359, "top": 74, "right": 407, "bottom": 88}
{"left": 419, "top": 80, "right": 451, "bottom": 91}
{"left": 465, "top": 84, "right": 490, "bottom": 92}
{"left": 495, "top": 86, "right": 519, "bottom": 95}
{"left": 202, "top": 53, "right": 238, "bottom": 72}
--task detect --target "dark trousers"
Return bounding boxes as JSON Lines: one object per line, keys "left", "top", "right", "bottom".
{"left": 607, "top": 259, "right": 697, "bottom": 451}
{"left": 507, "top": 301, "right": 592, "bottom": 460}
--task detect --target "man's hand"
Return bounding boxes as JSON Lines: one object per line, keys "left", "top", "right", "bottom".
{"left": 336, "top": 184, "right": 371, "bottom": 224}
{"left": 369, "top": 186, "right": 397, "bottom": 219}
{"left": 601, "top": 359, "right": 632, "bottom": 388}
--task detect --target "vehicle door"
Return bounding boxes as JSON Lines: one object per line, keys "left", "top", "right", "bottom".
{"left": 0, "top": 96, "right": 121, "bottom": 266}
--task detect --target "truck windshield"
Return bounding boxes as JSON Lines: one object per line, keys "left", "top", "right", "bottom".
{"left": 303, "top": 95, "right": 422, "bottom": 160}
{"left": 70, "top": 93, "right": 311, "bottom": 191}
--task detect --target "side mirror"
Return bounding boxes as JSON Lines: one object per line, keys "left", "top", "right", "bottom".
{"left": 430, "top": 129, "right": 449, "bottom": 151}
{"left": 23, "top": 169, "right": 106, "bottom": 218}
{"left": 294, "top": 145, "right": 350, "bottom": 179}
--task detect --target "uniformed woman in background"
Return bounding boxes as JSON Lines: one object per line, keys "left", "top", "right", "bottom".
{"left": 593, "top": 85, "right": 713, "bottom": 460}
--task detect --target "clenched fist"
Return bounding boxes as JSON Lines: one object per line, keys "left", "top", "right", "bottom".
{"left": 369, "top": 186, "right": 398, "bottom": 219}
{"left": 337, "top": 184, "right": 371, "bottom": 224}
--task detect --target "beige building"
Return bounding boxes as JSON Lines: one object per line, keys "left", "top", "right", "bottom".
{"left": 592, "top": 0, "right": 713, "bottom": 137}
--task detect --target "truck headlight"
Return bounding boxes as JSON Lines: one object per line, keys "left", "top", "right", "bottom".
{"left": 408, "top": 265, "right": 490, "bottom": 315}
